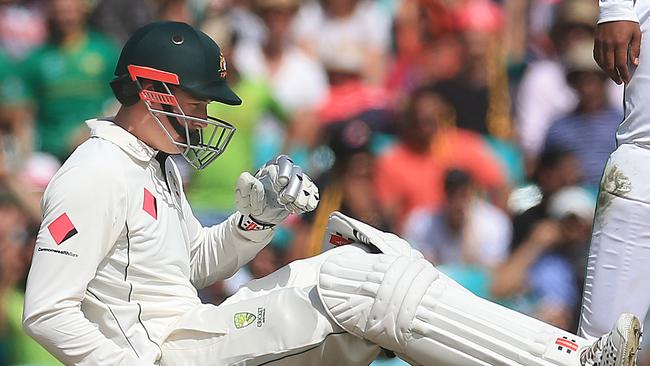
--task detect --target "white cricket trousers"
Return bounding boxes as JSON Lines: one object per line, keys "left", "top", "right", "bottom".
{"left": 159, "top": 245, "right": 381, "bottom": 366}
{"left": 579, "top": 143, "right": 650, "bottom": 339}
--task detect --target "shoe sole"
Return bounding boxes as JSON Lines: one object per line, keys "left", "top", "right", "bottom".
{"left": 618, "top": 314, "right": 642, "bottom": 366}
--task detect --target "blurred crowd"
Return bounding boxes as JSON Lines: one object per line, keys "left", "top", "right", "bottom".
{"left": 0, "top": 0, "right": 642, "bottom": 365}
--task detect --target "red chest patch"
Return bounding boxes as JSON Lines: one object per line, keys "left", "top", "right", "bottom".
{"left": 143, "top": 188, "right": 158, "bottom": 219}
{"left": 48, "top": 213, "right": 78, "bottom": 245}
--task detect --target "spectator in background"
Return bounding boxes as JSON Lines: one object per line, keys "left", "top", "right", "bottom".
{"left": 19, "top": 0, "right": 119, "bottom": 162}
{"left": 0, "top": 194, "right": 60, "bottom": 365}
{"left": 1, "top": 45, "right": 62, "bottom": 223}
{"left": 0, "top": 47, "right": 32, "bottom": 172}
{"left": 515, "top": 0, "right": 622, "bottom": 167}
{"left": 314, "top": 36, "right": 392, "bottom": 128}
{"left": 491, "top": 186, "right": 596, "bottom": 331}
{"left": 500, "top": 149, "right": 584, "bottom": 331}
{"left": 233, "top": 0, "right": 328, "bottom": 168}
{"left": 403, "top": 169, "right": 511, "bottom": 268}
{"left": 311, "top": 23, "right": 394, "bottom": 172}
{"left": 516, "top": 0, "right": 596, "bottom": 161}
{"left": 0, "top": 0, "right": 47, "bottom": 59}
{"left": 227, "top": 0, "right": 268, "bottom": 46}
{"left": 434, "top": 0, "right": 525, "bottom": 184}
{"left": 88, "top": 0, "right": 155, "bottom": 44}
{"left": 509, "top": 148, "right": 581, "bottom": 255}
{"left": 0, "top": 148, "right": 60, "bottom": 366}
{"left": 374, "top": 84, "right": 508, "bottom": 230}
{"left": 0, "top": 151, "right": 60, "bottom": 227}
{"left": 384, "top": 0, "right": 463, "bottom": 99}
{"left": 293, "top": 0, "right": 391, "bottom": 84}
{"left": 290, "top": 117, "right": 390, "bottom": 261}
{"left": 435, "top": 0, "right": 504, "bottom": 136}
{"left": 543, "top": 40, "right": 621, "bottom": 193}
{"left": 157, "top": 0, "right": 193, "bottom": 23}
{"left": 235, "top": 0, "right": 327, "bottom": 114}
{"left": 546, "top": 188, "right": 596, "bottom": 290}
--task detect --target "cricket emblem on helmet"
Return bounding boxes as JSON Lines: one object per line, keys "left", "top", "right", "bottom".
{"left": 218, "top": 53, "right": 227, "bottom": 78}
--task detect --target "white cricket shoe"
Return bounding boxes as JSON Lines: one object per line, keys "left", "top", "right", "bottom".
{"left": 579, "top": 313, "right": 642, "bottom": 366}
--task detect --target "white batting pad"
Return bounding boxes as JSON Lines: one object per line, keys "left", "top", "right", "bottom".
{"left": 317, "top": 252, "right": 592, "bottom": 366}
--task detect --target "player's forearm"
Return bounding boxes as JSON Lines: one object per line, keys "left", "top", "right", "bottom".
{"left": 599, "top": 0, "right": 638, "bottom": 23}
{"left": 189, "top": 212, "right": 273, "bottom": 288}
{"left": 23, "top": 306, "right": 142, "bottom": 365}
{"left": 490, "top": 239, "right": 545, "bottom": 297}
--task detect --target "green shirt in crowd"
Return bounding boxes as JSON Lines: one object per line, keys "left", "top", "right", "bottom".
{"left": 0, "top": 50, "right": 28, "bottom": 107}
{"left": 187, "top": 78, "right": 285, "bottom": 214}
{"left": 19, "top": 31, "right": 119, "bottom": 160}
{"left": 1, "top": 289, "right": 62, "bottom": 366}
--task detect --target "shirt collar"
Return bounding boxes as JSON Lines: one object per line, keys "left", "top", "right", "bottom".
{"left": 86, "top": 118, "right": 156, "bottom": 162}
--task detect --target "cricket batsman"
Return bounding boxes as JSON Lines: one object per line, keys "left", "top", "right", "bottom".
{"left": 23, "top": 21, "right": 640, "bottom": 366}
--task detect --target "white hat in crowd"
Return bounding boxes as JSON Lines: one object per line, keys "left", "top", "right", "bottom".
{"left": 548, "top": 186, "right": 596, "bottom": 221}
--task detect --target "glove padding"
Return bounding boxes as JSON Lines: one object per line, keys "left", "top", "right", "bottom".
{"left": 323, "top": 211, "right": 423, "bottom": 258}
{"left": 236, "top": 155, "right": 319, "bottom": 228}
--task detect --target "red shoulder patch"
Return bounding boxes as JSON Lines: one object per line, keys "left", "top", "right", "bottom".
{"left": 48, "top": 213, "right": 78, "bottom": 245}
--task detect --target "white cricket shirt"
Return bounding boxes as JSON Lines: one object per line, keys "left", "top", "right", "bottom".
{"left": 23, "top": 119, "right": 273, "bottom": 365}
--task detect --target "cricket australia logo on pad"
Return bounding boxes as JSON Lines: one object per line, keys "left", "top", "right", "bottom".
{"left": 233, "top": 312, "right": 256, "bottom": 329}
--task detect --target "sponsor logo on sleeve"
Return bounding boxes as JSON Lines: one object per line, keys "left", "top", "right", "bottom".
{"left": 37, "top": 247, "right": 78, "bottom": 257}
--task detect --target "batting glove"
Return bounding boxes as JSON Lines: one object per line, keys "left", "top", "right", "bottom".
{"left": 235, "top": 155, "right": 319, "bottom": 231}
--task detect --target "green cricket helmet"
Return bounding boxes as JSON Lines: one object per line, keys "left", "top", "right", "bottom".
{"left": 110, "top": 21, "right": 240, "bottom": 170}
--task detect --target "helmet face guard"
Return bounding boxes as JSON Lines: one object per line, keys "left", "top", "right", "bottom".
{"left": 127, "top": 65, "right": 236, "bottom": 170}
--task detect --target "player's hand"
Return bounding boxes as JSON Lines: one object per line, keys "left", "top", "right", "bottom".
{"left": 528, "top": 220, "right": 562, "bottom": 250}
{"left": 594, "top": 20, "right": 642, "bottom": 84}
{"left": 235, "top": 155, "right": 319, "bottom": 230}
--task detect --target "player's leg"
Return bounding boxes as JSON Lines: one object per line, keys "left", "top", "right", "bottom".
{"left": 578, "top": 143, "right": 650, "bottom": 339}
{"left": 159, "top": 244, "right": 381, "bottom": 366}
{"left": 578, "top": 14, "right": 650, "bottom": 339}
{"left": 318, "top": 252, "right": 640, "bottom": 366}
{"left": 317, "top": 213, "right": 641, "bottom": 366}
